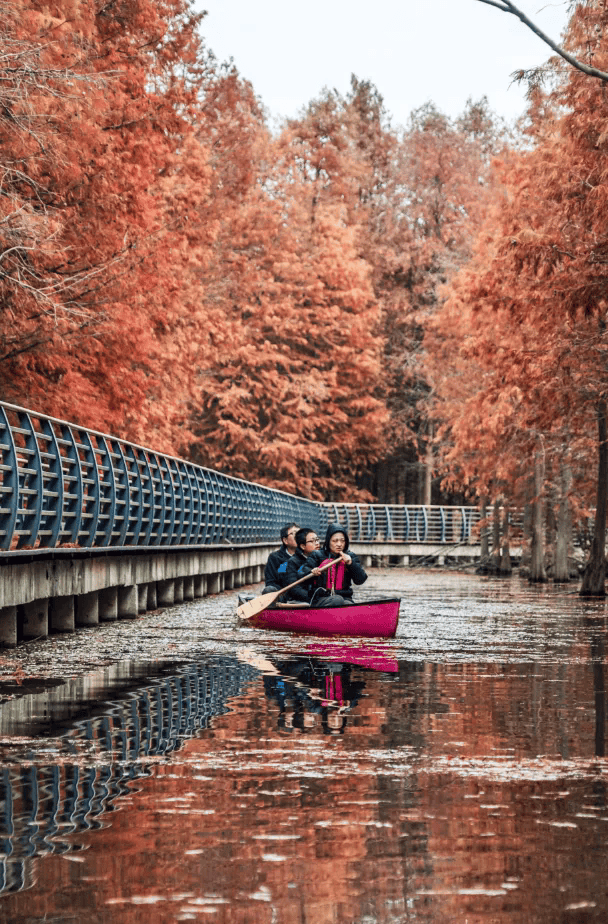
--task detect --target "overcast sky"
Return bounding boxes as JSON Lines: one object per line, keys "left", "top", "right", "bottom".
{"left": 195, "top": 0, "right": 572, "bottom": 128}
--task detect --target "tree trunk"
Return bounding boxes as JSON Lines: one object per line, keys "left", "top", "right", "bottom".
{"left": 499, "top": 502, "right": 512, "bottom": 575}
{"left": 545, "top": 482, "right": 557, "bottom": 578}
{"left": 480, "top": 495, "right": 490, "bottom": 561}
{"left": 423, "top": 460, "right": 432, "bottom": 506}
{"left": 554, "top": 462, "right": 572, "bottom": 583}
{"left": 422, "top": 424, "right": 433, "bottom": 506}
{"left": 490, "top": 498, "right": 501, "bottom": 572}
{"left": 529, "top": 453, "right": 547, "bottom": 583}
{"left": 418, "top": 461, "right": 426, "bottom": 506}
{"left": 519, "top": 499, "right": 532, "bottom": 577}
{"left": 581, "top": 398, "right": 608, "bottom": 597}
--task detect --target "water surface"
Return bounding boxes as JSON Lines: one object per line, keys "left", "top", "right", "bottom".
{"left": 0, "top": 570, "right": 606, "bottom": 923}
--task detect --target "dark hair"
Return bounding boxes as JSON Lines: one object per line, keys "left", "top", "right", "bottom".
{"left": 323, "top": 522, "right": 349, "bottom": 553}
{"left": 280, "top": 522, "right": 298, "bottom": 541}
{"left": 295, "top": 527, "right": 315, "bottom": 548}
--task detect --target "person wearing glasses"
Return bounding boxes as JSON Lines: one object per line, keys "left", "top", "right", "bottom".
{"left": 283, "top": 528, "right": 321, "bottom": 602}
{"left": 262, "top": 522, "right": 299, "bottom": 594}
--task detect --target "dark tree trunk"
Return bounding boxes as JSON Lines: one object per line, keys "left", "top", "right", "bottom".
{"left": 491, "top": 498, "right": 501, "bottom": 571}
{"left": 499, "top": 502, "right": 512, "bottom": 575}
{"left": 554, "top": 463, "right": 572, "bottom": 583}
{"left": 530, "top": 453, "right": 548, "bottom": 583}
{"left": 423, "top": 422, "right": 433, "bottom": 506}
{"left": 479, "top": 495, "right": 490, "bottom": 562}
{"left": 581, "top": 398, "right": 608, "bottom": 597}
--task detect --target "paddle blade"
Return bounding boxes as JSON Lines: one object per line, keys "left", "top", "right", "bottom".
{"left": 237, "top": 590, "right": 280, "bottom": 620}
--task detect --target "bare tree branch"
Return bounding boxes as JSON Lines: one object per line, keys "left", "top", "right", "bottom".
{"left": 475, "top": 0, "right": 608, "bottom": 82}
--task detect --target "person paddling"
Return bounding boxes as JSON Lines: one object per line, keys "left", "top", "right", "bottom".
{"left": 298, "top": 523, "right": 367, "bottom": 607}
{"left": 284, "top": 528, "right": 320, "bottom": 602}
{"left": 261, "top": 522, "right": 298, "bottom": 595}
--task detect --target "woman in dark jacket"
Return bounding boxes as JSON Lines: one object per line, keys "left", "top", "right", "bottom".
{"left": 298, "top": 523, "right": 367, "bottom": 606}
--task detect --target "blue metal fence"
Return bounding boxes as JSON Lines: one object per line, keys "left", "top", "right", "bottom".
{"left": 0, "top": 401, "right": 489, "bottom": 552}
{"left": 326, "top": 502, "right": 500, "bottom": 546}
{"left": 0, "top": 402, "right": 325, "bottom": 551}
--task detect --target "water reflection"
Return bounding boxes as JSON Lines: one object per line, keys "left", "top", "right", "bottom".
{"left": 254, "top": 649, "right": 388, "bottom": 735}
{"left": 0, "top": 657, "right": 260, "bottom": 899}
{"left": 0, "top": 575, "right": 608, "bottom": 922}
{"left": 588, "top": 617, "right": 607, "bottom": 759}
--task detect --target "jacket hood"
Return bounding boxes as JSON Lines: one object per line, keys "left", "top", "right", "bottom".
{"left": 323, "top": 522, "right": 350, "bottom": 554}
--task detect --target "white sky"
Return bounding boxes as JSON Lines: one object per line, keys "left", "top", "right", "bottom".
{"left": 195, "top": 0, "right": 572, "bottom": 128}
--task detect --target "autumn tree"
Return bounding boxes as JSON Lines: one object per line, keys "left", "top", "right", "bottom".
{"left": 185, "top": 76, "right": 388, "bottom": 499}
{"left": 427, "top": 1, "right": 608, "bottom": 593}
{"left": 0, "top": 0, "right": 521, "bottom": 512}
{"left": 0, "top": 7, "right": 106, "bottom": 388}
{"left": 474, "top": 0, "right": 608, "bottom": 82}
{"left": 376, "top": 98, "right": 507, "bottom": 503}
{"left": 1, "top": 0, "right": 217, "bottom": 450}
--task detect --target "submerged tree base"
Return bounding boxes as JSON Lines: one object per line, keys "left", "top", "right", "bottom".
{"left": 579, "top": 551, "right": 606, "bottom": 597}
{"left": 476, "top": 556, "right": 513, "bottom": 577}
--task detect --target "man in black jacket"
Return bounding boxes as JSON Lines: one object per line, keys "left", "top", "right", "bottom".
{"left": 284, "top": 528, "right": 320, "bottom": 601}
{"left": 262, "top": 522, "right": 298, "bottom": 592}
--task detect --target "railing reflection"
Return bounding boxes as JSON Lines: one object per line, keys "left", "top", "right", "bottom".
{"left": 0, "top": 657, "right": 259, "bottom": 894}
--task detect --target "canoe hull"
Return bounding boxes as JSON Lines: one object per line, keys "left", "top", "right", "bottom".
{"left": 242, "top": 597, "right": 401, "bottom": 639}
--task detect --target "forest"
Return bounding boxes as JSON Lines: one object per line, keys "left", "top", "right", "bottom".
{"left": 2, "top": 0, "right": 608, "bottom": 588}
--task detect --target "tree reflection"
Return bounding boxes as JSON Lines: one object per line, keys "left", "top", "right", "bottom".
{"left": 585, "top": 615, "right": 607, "bottom": 759}
{"left": 592, "top": 631, "right": 605, "bottom": 758}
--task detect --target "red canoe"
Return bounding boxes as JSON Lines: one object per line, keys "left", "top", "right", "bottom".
{"left": 239, "top": 597, "right": 401, "bottom": 639}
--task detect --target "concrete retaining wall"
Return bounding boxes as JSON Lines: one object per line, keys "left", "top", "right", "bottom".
{"left": 0, "top": 544, "right": 273, "bottom": 648}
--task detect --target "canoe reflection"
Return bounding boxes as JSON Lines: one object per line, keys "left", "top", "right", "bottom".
{"left": 257, "top": 646, "right": 397, "bottom": 735}
{"left": 263, "top": 659, "right": 366, "bottom": 734}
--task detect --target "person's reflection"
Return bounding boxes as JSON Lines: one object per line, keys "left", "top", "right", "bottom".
{"left": 263, "top": 659, "right": 366, "bottom": 735}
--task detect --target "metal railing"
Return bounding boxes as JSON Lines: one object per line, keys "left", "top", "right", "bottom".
{"left": 0, "top": 400, "right": 496, "bottom": 552}
{"left": 326, "top": 502, "right": 493, "bottom": 545}
{"left": 0, "top": 402, "right": 323, "bottom": 551}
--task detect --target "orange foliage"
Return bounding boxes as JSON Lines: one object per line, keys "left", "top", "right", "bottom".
{"left": 0, "top": 0, "right": 212, "bottom": 450}
{"left": 185, "top": 78, "right": 389, "bottom": 499}
{"left": 0, "top": 0, "right": 519, "bottom": 503}
{"left": 426, "top": 2, "right": 608, "bottom": 523}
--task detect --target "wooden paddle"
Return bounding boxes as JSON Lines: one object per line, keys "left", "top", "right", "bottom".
{"left": 237, "top": 557, "right": 339, "bottom": 620}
